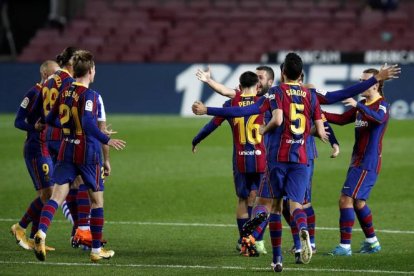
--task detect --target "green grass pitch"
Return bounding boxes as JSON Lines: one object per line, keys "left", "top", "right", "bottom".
{"left": 0, "top": 114, "right": 413, "bottom": 275}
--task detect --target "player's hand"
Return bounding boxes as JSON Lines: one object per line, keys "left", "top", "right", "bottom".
{"left": 376, "top": 63, "right": 401, "bottom": 81}
{"left": 192, "top": 145, "right": 197, "bottom": 153}
{"left": 104, "top": 160, "right": 111, "bottom": 176}
{"left": 317, "top": 128, "right": 329, "bottom": 143}
{"left": 259, "top": 125, "right": 266, "bottom": 135}
{"left": 192, "top": 101, "right": 207, "bottom": 115}
{"left": 34, "top": 119, "right": 45, "bottom": 132}
{"left": 103, "top": 124, "right": 117, "bottom": 136}
{"left": 196, "top": 66, "right": 211, "bottom": 83}
{"left": 108, "top": 139, "right": 126, "bottom": 150}
{"left": 331, "top": 144, "right": 340, "bottom": 158}
{"left": 343, "top": 98, "right": 357, "bottom": 107}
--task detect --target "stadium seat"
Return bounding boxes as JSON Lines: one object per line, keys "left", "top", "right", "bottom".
{"left": 17, "top": 0, "right": 414, "bottom": 62}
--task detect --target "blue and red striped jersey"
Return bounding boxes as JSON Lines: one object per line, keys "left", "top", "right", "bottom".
{"left": 225, "top": 92, "right": 266, "bottom": 173}
{"left": 46, "top": 82, "right": 109, "bottom": 165}
{"left": 324, "top": 97, "right": 389, "bottom": 173}
{"left": 14, "top": 83, "right": 49, "bottom": 157}
{"left": 268, "top": 83, "right": 322, "bottom": 165}
{"left": 193, "top": 91, "right": 267, "bottom": 173}
{"left": 40, "top": 69, "right": 75, "bottom": 142}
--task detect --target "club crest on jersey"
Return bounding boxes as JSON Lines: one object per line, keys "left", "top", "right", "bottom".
{"left": 85, "top": 100, "right": 93, "bottom": 111}
{"left": 20, "top": 97, "right": 29, "bottom": 108}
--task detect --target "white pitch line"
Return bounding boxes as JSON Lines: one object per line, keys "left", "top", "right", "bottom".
{"left": 0, "top": 261, "right": 413, "bottom": 274}
{"left": 1, "top": 218, "right": 413, "bottom": 234}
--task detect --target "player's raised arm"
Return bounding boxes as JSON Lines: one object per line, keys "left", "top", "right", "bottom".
{"left": 192, "top": 96, "right": 268, "bottom": 118}
{"left": 376, "top": 63, "right": 400, "bottom": 81}
{"left": 196, "top": 66, "right": 236, "bottom": 98}
{"left": 316, "top": 64, "right": 401, "bottom": 105}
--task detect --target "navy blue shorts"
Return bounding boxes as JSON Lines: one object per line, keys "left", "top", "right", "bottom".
{"left": 54, "top": 161, "right": 104, "bottom": 192}
{"left": 303, "top": 159, "right": 314, "bottom": 204}
{"left": 261, "top": 162, "right": 308, "bottom": 203}
{"left": 47, "top": 140, "right": 61, "bottom": 164}
{"left": 233, "top": 170, "right": 261, "bottom": 199}
{"left": 342, "top": 166, "right": 378, "bottom": 200}
{"left": 24, "top": 155, "right": 54, "bottom": 191}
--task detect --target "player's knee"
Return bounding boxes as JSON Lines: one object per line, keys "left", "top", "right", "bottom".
{"left": 39, "top": 187, "right": 53, "bottom": 203}
{"left": 89, "top": 192, "right": 104, "bottom": 208}
{"left": 302, "top": 202, "right": 312, "bottom": 209}
{"left": 271, "top": 199, "right": 283, "bottom": 214}
{"left": 71, "top": 176, "right": 83, "bottom": 188}
{"left": 353, "top": 199, "right": 366, "bottom": 209}
{"left": 339, "top": 195, "right": 353, "bottom": 208}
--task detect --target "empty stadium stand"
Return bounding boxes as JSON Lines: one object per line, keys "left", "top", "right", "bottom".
{"left": 17, "top": 0, "right": 414, "bottom": 62}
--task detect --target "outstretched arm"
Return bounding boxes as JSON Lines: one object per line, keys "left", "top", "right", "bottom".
{"left": 317, "top": 64, "right": 401, "bottom": 104}
{"left": 196, "top": 66, "right": 236, "bottom": 98}
{"left": 192, "top": 97, "right": 269, "bottom": 118}
{"left": 192, "top": 117, "right": 224, "bottom": 153}
{"left": 324, "top": 105, "right": 357, "bottom": 125}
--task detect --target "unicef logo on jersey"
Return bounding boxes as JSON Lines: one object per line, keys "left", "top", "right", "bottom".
{"left": 238, "top": 150, "right": 262, "bottom": 156}
{"left": 286, "top": 139, "right": 304, "bottom": 145}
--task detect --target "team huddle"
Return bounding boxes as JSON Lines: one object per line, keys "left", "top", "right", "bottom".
{"left": 11, "top": 49, "right": 400, "bottom": 271}
{"left": 11, "top": 47, "right": 126, "bottom": 263}
{"left": 192, "top": 53, "right": 400, "bottom": 272}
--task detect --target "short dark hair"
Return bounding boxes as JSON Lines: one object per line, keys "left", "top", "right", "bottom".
{"left": 256, "top": 65, "right": 275, "bottom": 81}
{"left": 56, "top": 46, "right": 78, "bottom": 67}
{"left": 72, "top": 50, "right": 94, "bottom": 78}
{"left": 239, "top": 71, "right": 259, "bottom": 88}
{"left": 282, "top": 52, "right": 303, "bottom": 81}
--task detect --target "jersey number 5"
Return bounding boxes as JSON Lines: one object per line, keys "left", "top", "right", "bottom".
{"left": 234, "top": 115, "right": 262, "bottom": 145}
{"left": 290, "top": 103, "right": 306, "bottom": 135}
